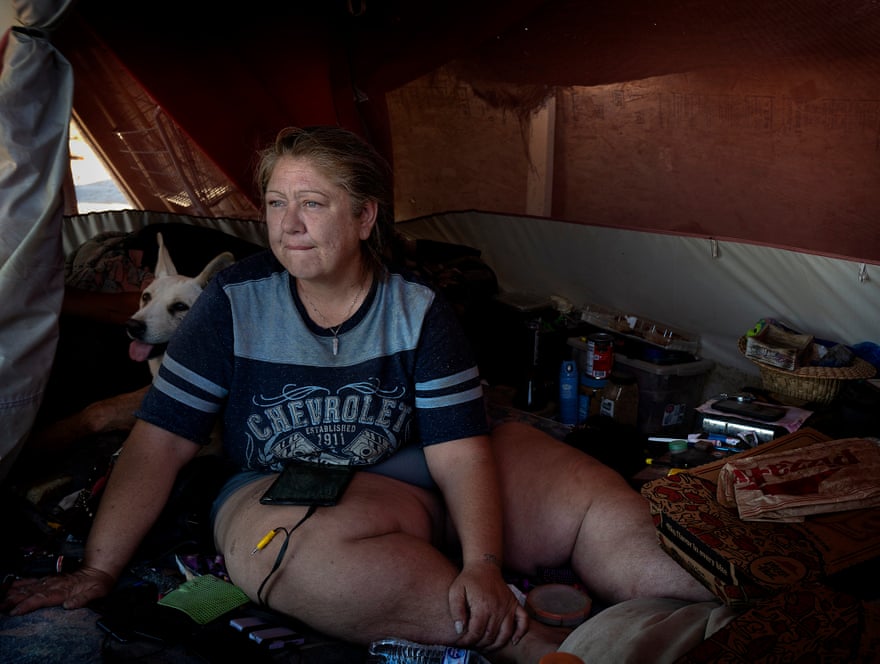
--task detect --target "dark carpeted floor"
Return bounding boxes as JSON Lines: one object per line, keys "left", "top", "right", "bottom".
{"left": 0, "top": 602, "right": 368, "bottom": 663}
{"left": 0, "top": 604, "right": 250, "bottom": 663}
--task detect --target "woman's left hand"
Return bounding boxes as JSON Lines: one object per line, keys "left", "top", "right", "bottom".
{"left": 447, "top": 561, "right": 530, "bottom": 651}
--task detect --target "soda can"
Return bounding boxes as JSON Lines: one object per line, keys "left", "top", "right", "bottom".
{"left": 586, "top": 332, "right": 614, "bottom": 379}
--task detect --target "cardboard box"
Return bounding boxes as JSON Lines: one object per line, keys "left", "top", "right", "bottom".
{"left": 640, "top": 428, "right": 880, "bottom": 609}
{"left": 744, "top": 324, "right": 813, "bottom": 371}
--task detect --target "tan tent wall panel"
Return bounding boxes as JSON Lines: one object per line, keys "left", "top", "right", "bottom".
{"left": 388, "top": 69, "right": 534, "bottom": 221}
{"left": 556, "top": 63, "right": 880, "bottom": 258}
{"left": 398, "top": 211, "right": 879, "bottom": 394}
{"left": 389, "top": 55, "right": 880, "bottom": 263}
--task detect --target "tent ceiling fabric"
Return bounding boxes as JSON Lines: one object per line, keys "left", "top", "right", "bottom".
{"left": 456, "top": 0, "right": 880, "bottom": 87}
{"left": 60, "top": 0, "right": 880, "bottom": 107}
{"left": 52, "top": 0, "right": 880, "bottom": 259}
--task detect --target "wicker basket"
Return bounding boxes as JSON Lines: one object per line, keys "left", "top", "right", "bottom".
{"left": 738, "top": 337, "right": 876, "bottom": 405}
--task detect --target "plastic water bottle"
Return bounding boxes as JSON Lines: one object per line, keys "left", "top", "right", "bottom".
{"left": 558, "top": 360, "right": 579, "bottom": 425}
{"left": 368, "top": 637, "right": 489, "bottom": 663}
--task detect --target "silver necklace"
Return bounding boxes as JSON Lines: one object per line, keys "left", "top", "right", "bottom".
{"left": 301, "top": 277, "right": 368, "bottom": 356}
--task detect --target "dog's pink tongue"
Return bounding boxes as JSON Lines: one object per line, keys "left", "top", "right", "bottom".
{"left": 129, "top": 340, "right": 153, "bottom": 362}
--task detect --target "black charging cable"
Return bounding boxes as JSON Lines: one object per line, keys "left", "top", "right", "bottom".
{"left": 254, "top": 505, "right": 318, "bottom": 606}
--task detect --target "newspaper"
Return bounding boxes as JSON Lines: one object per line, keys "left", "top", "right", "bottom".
{"left": 716, "top": 437, "right": 880, "bottom": 522}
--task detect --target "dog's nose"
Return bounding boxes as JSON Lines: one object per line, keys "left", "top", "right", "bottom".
{"left": 126, "top": 318, "right": 146, "bottom": 340}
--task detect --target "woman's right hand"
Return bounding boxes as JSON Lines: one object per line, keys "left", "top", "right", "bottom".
{"left": 1, "top": 566, "right": 115, "bottom": 616}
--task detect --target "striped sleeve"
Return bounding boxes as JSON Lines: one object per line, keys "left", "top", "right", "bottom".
{"left": 413, "top": 294, "right": 489, "bottom": 445}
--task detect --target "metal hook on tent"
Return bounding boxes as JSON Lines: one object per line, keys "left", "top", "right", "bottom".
{"left": 709, "top": 238, "right": 719, "bottom": 259}
{"left": 858, "top": 263, "right": 869, "bottom": 283}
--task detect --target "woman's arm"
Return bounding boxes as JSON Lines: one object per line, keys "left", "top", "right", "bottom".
{"left": 3, "top": 420, "right": 201, "bottom": 615}
{"left": 425, "top": 436, "right": 529, "bottom": 650}
{"left": 427, "top": 435, "right": 504, "bottom": 569}
{"left": 84, "top": 419, "right": 202, "bottom": 580}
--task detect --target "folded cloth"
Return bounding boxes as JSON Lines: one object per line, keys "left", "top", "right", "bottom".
{"left": 559, "top": 598, "right": 739, "bottom": 664}
{"left": 716, "top": 437, "right": 880, "bottom": 522}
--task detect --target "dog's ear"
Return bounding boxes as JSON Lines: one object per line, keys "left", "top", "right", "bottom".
{"left": 154, "top": 232, "right": 179, "bottom": 278}
{"left": 195, "top": 251, "right": 235, "bottom": 287}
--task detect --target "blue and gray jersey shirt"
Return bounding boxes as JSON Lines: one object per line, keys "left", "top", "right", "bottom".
{"left": 136, "top": 250, "right": 488, "bottom": 473}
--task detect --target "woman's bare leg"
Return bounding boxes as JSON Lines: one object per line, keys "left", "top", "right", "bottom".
{"left": 213, "top": 426, "right": 712, "bottom": 664}
{"left": 490, "top": 421, "right": 714, "bottom": 604}
{"left": 214, "top": 472, "right": 467, "bottom": 645}
{"left": 214, "top": 463, "right": 578, "bottom": 663}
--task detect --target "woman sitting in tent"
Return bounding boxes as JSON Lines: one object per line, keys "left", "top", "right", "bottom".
{"left": 3, "top": 125, "right": 712, "bottom": 663}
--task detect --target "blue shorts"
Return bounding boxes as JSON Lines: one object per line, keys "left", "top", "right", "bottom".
{"left": 210, "top": 445, "right": 435, "bottom": 525}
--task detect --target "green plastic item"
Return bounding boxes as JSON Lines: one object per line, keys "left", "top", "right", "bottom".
{"left": 667, "top": 440, "right": 688, "bottom": 455}
{"left": 157, "top": 574, "right": 250, "bottom": 625}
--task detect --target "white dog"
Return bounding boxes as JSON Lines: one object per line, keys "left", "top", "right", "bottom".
{"left": 30, "top": 232, "right": 234, "bottom": 451}
{"left": 126, "top": 232, "right": 234, "bottom": 378}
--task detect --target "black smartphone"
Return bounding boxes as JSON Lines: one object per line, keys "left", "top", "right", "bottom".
{"left": 259, "top": 462, "right": 354, "bottom": 506}
{"left": 712, "top": 398, "right": 786, "bottom": 422}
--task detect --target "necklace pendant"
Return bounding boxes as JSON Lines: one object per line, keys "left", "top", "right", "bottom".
{"left": 332, "top": 336, "right": 339, "bottom": 356}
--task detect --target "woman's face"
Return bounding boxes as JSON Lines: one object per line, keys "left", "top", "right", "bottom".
{"left": 265, "top": 155, "right": 376, "bottom": 283}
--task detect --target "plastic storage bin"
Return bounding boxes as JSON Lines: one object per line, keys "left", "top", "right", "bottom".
{"left": 614, "top": 354, "right": 715, "bottom": 435}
